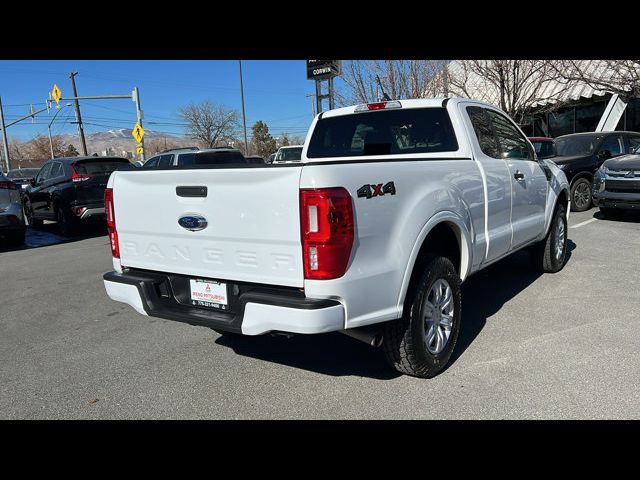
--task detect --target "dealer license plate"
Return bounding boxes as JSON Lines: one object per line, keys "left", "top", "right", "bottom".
{"left": 189, "top": 279, "right": 228, "bottom": 310}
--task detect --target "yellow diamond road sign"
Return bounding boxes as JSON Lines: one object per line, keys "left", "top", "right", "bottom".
{"left": 132, "top": 122, "right": 145, "bottom": 143}
{"left": 136, "top": 145, "right": 144, "bottom": 155}
{"left": 51, "top": 84, "right": 61, "bottom": 105}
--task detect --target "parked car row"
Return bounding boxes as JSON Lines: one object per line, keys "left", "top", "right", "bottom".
{"left": 528, "top": 131, "right": 640, "bottom": 215}
{"left": 0, "top": 171, "right": 26, "bottom": 246}
{"left": 1, "top": 144, "right": 304, "bottom": 248}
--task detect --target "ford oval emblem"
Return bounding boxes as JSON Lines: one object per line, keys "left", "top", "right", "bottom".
{"left": 178, "top": 215, "right": 208, "bottom": 232}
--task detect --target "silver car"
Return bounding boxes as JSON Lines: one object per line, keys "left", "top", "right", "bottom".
{"left": 0, "top": 171, "right": 26, "bottom": 246}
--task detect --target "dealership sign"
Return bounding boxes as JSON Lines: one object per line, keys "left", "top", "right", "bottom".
{"left": 307, "top": 60, "right": 341, "bottom": 80}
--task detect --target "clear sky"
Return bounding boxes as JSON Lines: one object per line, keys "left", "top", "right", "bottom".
{"left": 0, "top": 60, "right": 336, "bottom": 141}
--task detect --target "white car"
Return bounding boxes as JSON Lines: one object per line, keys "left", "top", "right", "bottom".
{"left": 102, "top": 98, "right": 570, "bottom": 378}
{"left": 0, "top": 171, "right": 26, "bottom": 246}
{"left": 272, "top": 145, "right": 303, "bottom": 164}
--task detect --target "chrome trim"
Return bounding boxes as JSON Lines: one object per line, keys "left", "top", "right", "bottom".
{"left": 80, "top": 207, "right": 105, "bottom": 219}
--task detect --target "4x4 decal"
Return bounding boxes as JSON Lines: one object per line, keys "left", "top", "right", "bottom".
{"left": 357, "top": 181, "right": 396, "bottom": 199}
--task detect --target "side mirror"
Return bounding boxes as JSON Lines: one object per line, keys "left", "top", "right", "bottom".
{"left": 30, "top": 178, "right": 37, "bottom": 186}
{"left": 134, "top": 161, "right": 144, "bottom": 168}
{"left": 597, "top": 149, "right": 612, "bottom": 160}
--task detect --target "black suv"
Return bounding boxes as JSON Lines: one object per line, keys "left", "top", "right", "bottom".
{"left": 553, "top": 131, "right": 640, "bottom": 211}
{"left": 22, "top": 156, "right": 130, "bottom": 235}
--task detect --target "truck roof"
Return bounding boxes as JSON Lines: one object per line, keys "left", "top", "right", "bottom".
{"left": 320, "top": 97, "right": 498, "bottom": 118}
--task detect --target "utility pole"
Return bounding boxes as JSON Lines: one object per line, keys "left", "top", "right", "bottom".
{"left": 238, "top": 60, "right": 249, "bottom": 156}
{"left": 306, "top": 93, "right": 316, "bottom": 117}
{"left": 70, "top": 72, "right": 88, "bottom": 155}
{"left": 133, "top": 87, "right": 145, "bottom": 162}
{"left": 0, "top": 97, "right": 10, "bottom": 173}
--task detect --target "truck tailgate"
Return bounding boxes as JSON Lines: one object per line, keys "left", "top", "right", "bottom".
{"left": 113, "top": 167, "right": 304, "bottom": 287}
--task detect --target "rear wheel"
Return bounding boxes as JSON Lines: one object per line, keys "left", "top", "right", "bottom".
{"left": 383, "top": 255, "right": 462, "bottom": 378}
{"left": 6, "top": 229, "right": 25, "bottom": 247}
{"left": 56, "top": 205, "right": 77, "bottom": 237}
{"left": 570, "top": 178, "right": 592, "bottom": 212}
{"left": 23, "top": 200, "right": 42, "bottom": 227}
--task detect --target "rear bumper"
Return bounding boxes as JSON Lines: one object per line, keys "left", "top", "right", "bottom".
{"left": 0, "top": 208, "right": 26, "bottom": 232}
{"left": 103, "top": 270, "right": 344, "bottom": 335}
{"left": 70, "top": 202, "right": 105, "bottom": 219}
{"left": 592, "top": 191, "right": 640, "bottom": 209}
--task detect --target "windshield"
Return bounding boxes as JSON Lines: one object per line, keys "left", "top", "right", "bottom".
{"left": 307, "top": 107, "right": 458, "bottom": 158}
{"left": 274, "top": 147, "right": 303, "bottom": 162}
{"left": 555, "top": 135, "right": 602, "bottom": 156}
{"left": 73, "top": 159, "right": 130, "bottom": 175}
{"left": 532, "top": 140, "right": 556, "bottom": 159}
{"left": 7, "top": 168, "right": 40, "bottom": 179}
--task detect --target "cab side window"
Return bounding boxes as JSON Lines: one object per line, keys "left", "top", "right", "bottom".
{"left": 625, "top": 135, "right": 640, "bottom": 154}
{"left": 467, "top": 106, "right": 500, "bottom": 158}
{"left": 599, "top": 135, "right": 623, "bottom": 157}
{"left": 143, "top": 156, "right": 160, "bottom": 168}
{"left": 36, "top": 163, "right": 53, "bottom": 184}
{"left": 485, "top": 110, "right": 534, "bottom": 160}
{"left": 50, "top": 162, "right": 63, "bottom": 179}
{"left": 157, "top": 154, "right": 174, "bottom": 167}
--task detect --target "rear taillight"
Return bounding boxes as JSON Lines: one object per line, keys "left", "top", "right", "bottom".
{"left": 0, "top": 181, "right": 17, "bottom": 190}
{"left": 104, "top": 188, "right": 119, "bottom": 258}
{"left": 71, "top": 165, "right": 91, "bottom": 182}
{"left": 300, "top": 187, "right": 354, "bottom": 280}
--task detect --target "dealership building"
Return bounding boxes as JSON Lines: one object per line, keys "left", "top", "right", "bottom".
{"left": 440, "top": 61, "right": 640, "bottom": 138}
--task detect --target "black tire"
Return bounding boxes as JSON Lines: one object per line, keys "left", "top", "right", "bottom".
{"left": 56, "top": 205, "right": 77, "bottom": 237}
{"left": 383, "top": 255, "right": 462, "bottom": 378}
{"left": 599, "top": 207, "right": 624, "bottom": 219}
{"left": 23, "top": 199, "right": 42, "bottom": 228}
{"left": 7, "top": 229, "right": 26, "bottom": 247}
{"left": 570, "top": 177, "right": 592, "bottom": 212}
{"left": 530, "top": 203, "right": 567, "bottom": 273}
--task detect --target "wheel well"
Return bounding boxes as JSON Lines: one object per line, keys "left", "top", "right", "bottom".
{"left": 557, "top": 189, "right": 569, "bottom": 212}
{"left": 570, "top": 172, "right": 593, "bottom": 188}
{"left": 405, "top": 222, "right": 461, "bottom": 304}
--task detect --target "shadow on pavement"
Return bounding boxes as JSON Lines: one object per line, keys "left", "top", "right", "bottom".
{"left": 217, "top": 242, "right": 578, "bottom": 379}
{"left": 0, "top": 221, "right": 107, "bottom": 253}
{"left": 448, "top": 242, "right": 576, "bottom": 369}
{"left": 593, "top": 209, "right": 640, "bottom": 223}
{"left": 216, "top": 331, "right": 400, "bottom": 380}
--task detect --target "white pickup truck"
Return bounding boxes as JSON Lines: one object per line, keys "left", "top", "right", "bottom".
{"left": 103, "top": 98, "right": 570, "bottom": 378}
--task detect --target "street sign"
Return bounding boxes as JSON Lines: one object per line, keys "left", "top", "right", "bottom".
{"left": 51, "top": 84, "right": 62, "bottom": 105}
{"left": 136, "top": 145, "right": 144, "bottom": 155}
{"left": 306, "top": 60, "right": 341, "bottom": 80}
{"left": 132, "top": 122, "right": 145, "bottom": 143}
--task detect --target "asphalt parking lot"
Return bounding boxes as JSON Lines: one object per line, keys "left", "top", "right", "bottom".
{"left": 1, "top": 208, "right": 639, "bottom": 419}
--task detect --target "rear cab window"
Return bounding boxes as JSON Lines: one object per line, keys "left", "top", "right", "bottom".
{"left": 306, "top": 107, "right": 458, "bottom": 158}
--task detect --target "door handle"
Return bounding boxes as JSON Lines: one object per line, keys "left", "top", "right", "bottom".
{"left": 514, "top": 170, "right": 525, "bottom": 181}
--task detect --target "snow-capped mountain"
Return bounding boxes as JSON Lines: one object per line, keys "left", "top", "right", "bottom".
{"left": 57, "top": 129, "right": 191, "bottom": 155}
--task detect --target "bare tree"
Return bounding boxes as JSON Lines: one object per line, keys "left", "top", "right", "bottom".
{"left": 447, "top": 60, "right": 570, "bottom": 123}
{"left": 550, "top": 60, "right": 640, "bottom": 100}
{"left": 144, "top": 137, "right": 181, "bottom": 156}
{"left": 179, "top": 100, "right": 240, "bottom": 148}
{"left": 21, "top": 134, "right": 65, "bottom": 160}
{"left": 337, "top": 60, "right": 449, "bottom": 105}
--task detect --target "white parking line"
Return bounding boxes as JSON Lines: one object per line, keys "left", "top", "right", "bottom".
{"left": 570, "top": 218, "right": 598, "bottom": 229}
